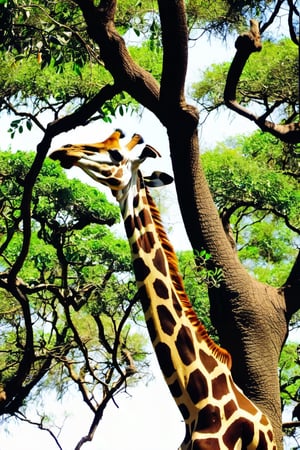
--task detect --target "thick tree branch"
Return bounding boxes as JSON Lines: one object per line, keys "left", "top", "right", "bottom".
{"left": 74, "top": 0, "right": 161, "bottom": 116}
{"left": 158, "top": 0, "right": 188, "bottom": 108}
{"left": 287, "top": 0, "right": 299, "bottom": 45}
{"left": 224, "top": 19, "right": 300, "bottom": 144}
{"left": 8, "top": 84, "right": 120, "bottom": 282}
{"left": 260, "top": 0, "right": 285, "bottom": 34}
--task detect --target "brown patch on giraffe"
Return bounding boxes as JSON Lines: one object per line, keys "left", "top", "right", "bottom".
{"left": 138, "top": 285, "right": 150, "bottom": 311}
{"left": 157, "top": 304, "right": 177, "bottom": 336}
{"left": 175, "top": 325, "right": 196, "bottom": 365}
{"left": 223, "top": 418, "right": 254, "bottom": 448}
{"left": 169, "top": 379, "right": 183, "bottom": 398}
{"left": 267, "top": 429, "right": 275, "bottom": 442}
{"left": 193, "top": 438, "right": 221, "bottom": 450}
{"left": 108, "top": 177, "right": 122, "bottom": 186}
{"left": 195, "top": 404, "right": 221, "bottom": 433}
{"left": 133, "top": 193, "right": 139, "bottom": 208}
{"left": 224, "top": 399, "right": 238, "bottom": 420}
{"left": 146, "top": 317, "right": 156, "bottom": 341}
{"left": 100, "top": 169, "right": 113, "bottom": 177}
{"left": 133, "top": 257, "right": 150, "bottom": 282}
{"left": 230, "top": 378, "right": 258, "bottom": 415}
{"left": 124, "top": 215, "right": 134, "bottom": 239}
{"left": 155, "top": 342, "right": 175, "bottom": 378}
{"left": 172, "top": 291, "right": 183, "bottom": 318}
{"left": 153, "top": 278, "right": 169, "bottom": 299}
{"left": 260, "top": 413, "right": 270, "bottom": 426}
{"left": 199, "top": 348, "right": 218, "bottom": 373}
{"left": 257, "top": 430, "right": 269, "bottom": 449}
{"left": 178, "top": 402, "right": 190, "bottom": 420}
{"left": 134, "top": 214, "right": 143, "bottom": 231}
{"left": 211, "top": 373, "right": 230, "bottom": 400}
{"left": 136, "top": 231, "right": 155, "bottom": 253}
{"left": 139, "top": 208, "right": 152, "bottom": 228}
{"left": 82, "top": 145, "right": 98, "bottom": 152}
{"left": 153, "top": 248, "right": 167, "bottom": 276}
{"left": 186, "top": 368, "right": 208, "bottom": 404}
{"left": 114, "top": 167, "right": 123, "bottom": 178}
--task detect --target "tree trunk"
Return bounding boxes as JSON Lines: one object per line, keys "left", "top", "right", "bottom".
{"left": 165, "top": 116, "right": 288, "bottom": 447}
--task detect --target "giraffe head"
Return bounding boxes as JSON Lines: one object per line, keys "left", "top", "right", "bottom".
{"left": 50, "top": 129, "right": 173, "bottom": 199}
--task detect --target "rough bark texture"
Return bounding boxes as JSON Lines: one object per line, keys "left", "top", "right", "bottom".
{"left": 71, "top": 1, "right": 300, "bottom": 447}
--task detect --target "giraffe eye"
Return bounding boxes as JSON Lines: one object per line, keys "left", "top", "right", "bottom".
{"left": 109, "top": 149, "right": 124, "bottom": 162}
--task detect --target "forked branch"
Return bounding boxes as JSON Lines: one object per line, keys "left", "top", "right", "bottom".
{"left": 224, "top": 19, "right": 300, "bottom": 144}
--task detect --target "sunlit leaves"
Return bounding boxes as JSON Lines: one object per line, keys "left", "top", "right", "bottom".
{"left": 202, "top": 132, "right": 299, "bottom": 285}
{"left": 192, "top": 38, "right": 299, "bottom": 117}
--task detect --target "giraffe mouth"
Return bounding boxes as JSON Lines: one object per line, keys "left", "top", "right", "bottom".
{"left": 72, "top": 151, "right": 126, "bottom": 185}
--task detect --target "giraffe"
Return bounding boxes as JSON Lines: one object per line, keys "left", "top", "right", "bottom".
{"left": 50, "top": 129, "right": 277, "bottom": 450}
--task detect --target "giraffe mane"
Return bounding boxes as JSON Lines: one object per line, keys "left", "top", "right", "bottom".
{"left": 144, "top": 185, "right": 232, "bottom": 369}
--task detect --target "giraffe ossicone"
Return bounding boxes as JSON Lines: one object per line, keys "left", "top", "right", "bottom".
{"left": 50, "top": 129, "right": 276, "bottom": 450}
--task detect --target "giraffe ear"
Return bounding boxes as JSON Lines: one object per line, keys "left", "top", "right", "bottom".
{"left": 143, "top": 171, "right": 173, "bottom": 187}
{"left": 139, "top": 145, "right": 161, "bottom": 159}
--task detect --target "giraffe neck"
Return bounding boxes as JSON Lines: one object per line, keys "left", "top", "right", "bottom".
{"left": 118, "top": 175, "right": 231, "bottom": 421}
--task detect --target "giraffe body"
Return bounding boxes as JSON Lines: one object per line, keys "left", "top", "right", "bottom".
{"left": 50, "top": 130, "right": 276, "bottom": 449}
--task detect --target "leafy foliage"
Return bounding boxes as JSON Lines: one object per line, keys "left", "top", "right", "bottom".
{"left": 280, "top": 342, "right": 300, "bottom": 408}
{"left": 192, "top": 38, "right": 299, "bottom": 119}
{"left": 0, "top": 150, "right": 150, "bottom": 431}
{"left": 202, "top": 132, "right": 299, "bottom": 285}
{"left": 178, "top": 249, "right": 222, "bottom": 342}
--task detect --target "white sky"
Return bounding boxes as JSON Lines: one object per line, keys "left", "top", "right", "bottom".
{"left": 0, "top": 27, "right": 296, "bottom": 450}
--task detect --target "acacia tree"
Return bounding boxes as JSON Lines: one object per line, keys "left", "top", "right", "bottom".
{"left": 0, "top": 0, "right": 299, "bottom": 448}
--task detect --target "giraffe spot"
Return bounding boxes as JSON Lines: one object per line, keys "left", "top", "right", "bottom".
{"left": 193, "top": 438, "right": 221, "bottom": 450}
{"left": 224, "top": 399, "right": 238, "bottom": 420}
{"left": 139, "top": 208, "right": 152, "bottom": 227}
{"left": 153, "top": 278, "right": 169, "bottom": 299}
{"left": 115, "top": 168, "right": 123, "bottom": 178}
{"left": 230, "top": 378, "right": 258, "bottom": 416}
{"left": 146, "top": 317, "right": 156, "bottom": 342}
{"left": 175, "top": 325, "right": 196, "bottom": 365}
{"left": 223, "top": 418, "right": 254, "bottom": 447}
{"left": 212, "top": 373, "right": 229, "bottom": 400}
{"left": 124, "top": 215, "right": 134, "bottom": 238}
{"left": 260, "top": 413, "right": 270, "bottom": 426}
{"left": 178, "top": 402, "right": 190, "bottom": 420}
{"left": 172, "top": 292, "right": 183, "bottom": 318}
{"left": 138, "top": 285, "right": 150, "bottom": 311}
{"left": 133, "top": 193, "right": 139, "bottom": 208}
{"left": 133, "top": 257, "right": 150, "bottom": 282}
{"left": 131, "top": 241, "right": 138, "bottom": 254}
{"left": 155, "top": 342, "right": 175, "bottom": 378}
{"left": 257, "top": 430, "right": 268, "bottom": 449}
{"left": 153, "top": 248, "right": 167, "bottom": 276}
{"left": 83, "top": 145, "right": 97, "bottom": 151}
{"left": 136, "top": 231, "right": 155, "bottom": 253}
{"left": 186, "top": 368, "right": 208, "bottom": 404}
{"left": 134, "top": 213, "right": 143, "bottom": 231}
{"left": 195, "top": 404, "right": 221, "bottom": 433}
{"left": 157, "top": 304, "right": 176, "bottom": 336}
{"left": 267, "top": 429, "right": 274, "bottom": 442}
{"left": 199, "top": 348, "right": 218, "bottom": 373}
{"left": 109, "top": 177, "right": 122, "bottom": 186}
{"left": 100, "top": 169, "right": 113, "bottom": 177}
{"left": 169, "top": 379, "right": 182, "bottom": 398}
